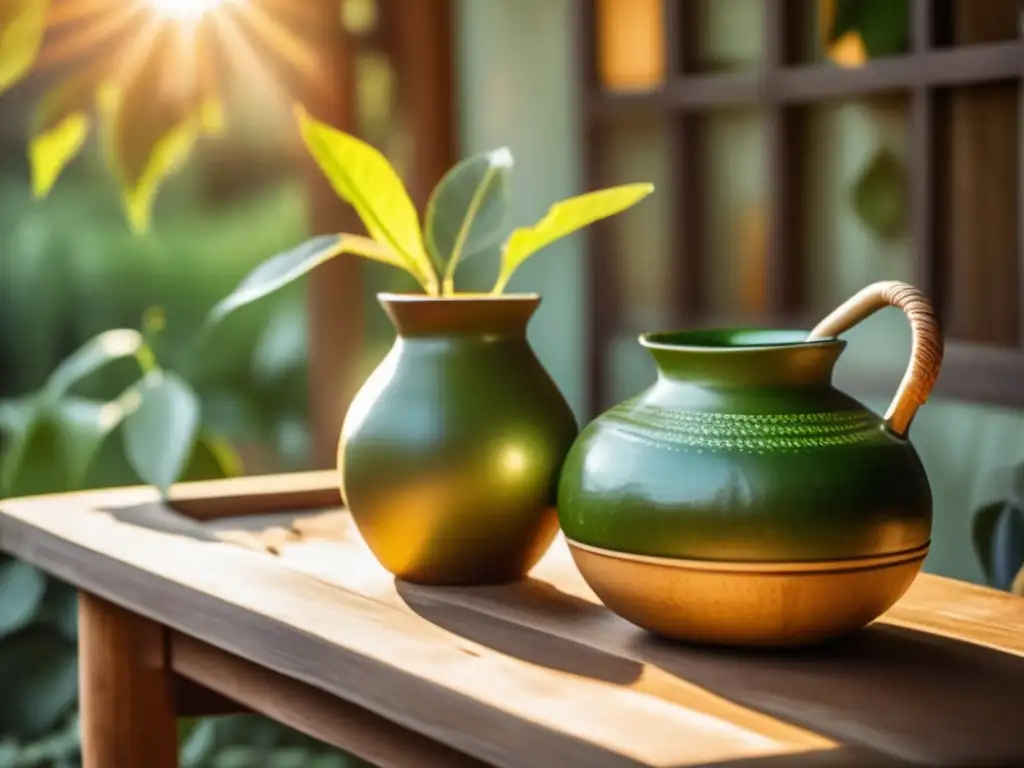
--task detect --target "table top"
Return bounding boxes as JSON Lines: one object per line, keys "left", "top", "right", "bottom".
{"left": 2, "top": 471, "right": 1023, "bottom": 768}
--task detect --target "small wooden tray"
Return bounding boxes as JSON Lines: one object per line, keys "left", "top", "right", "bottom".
{"left": 2, "top": 471, "right": 1024, "bottom": 767}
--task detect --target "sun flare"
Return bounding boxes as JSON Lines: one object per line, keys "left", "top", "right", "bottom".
{"left": 147, "top": 0, "right": 228, "bottom": 21}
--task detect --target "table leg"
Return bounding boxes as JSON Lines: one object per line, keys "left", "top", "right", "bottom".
{"left": 78, "top": 592, "right": 179, "bottom": 768}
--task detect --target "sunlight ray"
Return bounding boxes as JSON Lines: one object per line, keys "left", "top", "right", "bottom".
{"left": 229, "top": 0, "right": 318, "bottom": 83}
{"left": 38, "top": 4, "right": 145, "bottom": 66}
{"left": 207, "top": 7, "right": 291, "bottom": 105}
{"left": 46, "top": 0, "right": 130, "bottom": 28}
{"left": 107, "top": 16, "right": 166, "bottom": 89}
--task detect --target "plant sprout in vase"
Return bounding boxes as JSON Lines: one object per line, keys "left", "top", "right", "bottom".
{"left": 208, "top": 105, "right": 654, "bottom": 321}
{"left": 206, "top": 104, "right": 655, "bottom": 586}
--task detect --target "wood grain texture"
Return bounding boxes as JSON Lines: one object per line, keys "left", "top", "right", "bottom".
{"left": 78, "top": 593, "right": 179, "bottom": 768}
{"left": 172, "top": 632, "right": 486, "bottom": 768}
{"left": 4, "top": 475, "right": 1024, "bottom": 767}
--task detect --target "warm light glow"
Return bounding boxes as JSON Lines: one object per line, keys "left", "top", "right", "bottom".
{"left": 148, "top": 0, "right": 227, "bottom": 21}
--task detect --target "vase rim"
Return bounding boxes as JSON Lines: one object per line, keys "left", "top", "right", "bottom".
{"left": 378, "top": 292, "right": 540, "bottom": 303}
{"left": 640, "top": 328, "right": 846, "bottom": 353}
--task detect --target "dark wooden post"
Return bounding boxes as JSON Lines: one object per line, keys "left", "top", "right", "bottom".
{"left": 305, "top": 0, "right": 363, "bottom": 469}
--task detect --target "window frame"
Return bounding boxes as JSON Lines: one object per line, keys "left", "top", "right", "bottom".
{"left": 578, "top": 0, "right": 1024, "bottom": 418}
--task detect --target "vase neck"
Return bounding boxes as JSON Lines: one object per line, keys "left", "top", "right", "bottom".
{"left": 643, "top": 329, "right": 846, "bottom": 389}
{"left": 380, "top": 293, "right": 540, "bottom": 338}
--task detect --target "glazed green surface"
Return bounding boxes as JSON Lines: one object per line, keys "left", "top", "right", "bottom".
{"left": 557, "top": 329, "right": 932, "bottom": 562}
{"left": 339, "top": 294, "right": 578, "bottom": 585}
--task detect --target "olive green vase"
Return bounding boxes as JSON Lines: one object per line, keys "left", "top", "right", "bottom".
{"left": 558, "top": 281, "right": 945, "bottom": 647}
{"left": 338, "top": 293, "right": 578, "bottom": 586}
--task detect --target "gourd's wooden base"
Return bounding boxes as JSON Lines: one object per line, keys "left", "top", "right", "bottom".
{"left": 568, "top": 540, "right": 928, "bottom": 648}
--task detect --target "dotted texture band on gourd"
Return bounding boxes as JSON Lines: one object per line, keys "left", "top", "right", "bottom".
{"left": 602, "top": 406, "right": 879, "bottom": 454}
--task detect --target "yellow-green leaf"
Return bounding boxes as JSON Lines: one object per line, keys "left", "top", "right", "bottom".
{"left": 28, "top": 61, "right": 112, "bottom": 199}
{"left": 30, "top": 113, "right": 90, "bottom": 200}
{"left": 0, "top": 0, "right": 48, "bottom": 95}
{"left": 294, "top": 104, "right": 436, "bottom": 293}
{"left": 104, "top": 26, "right": 199, "bottom": 234}
{"left": 493, "top": 183, "right": 654, "bottom": 294}
{"left": 207, "top": 233, "right": 413, "bottom": 326}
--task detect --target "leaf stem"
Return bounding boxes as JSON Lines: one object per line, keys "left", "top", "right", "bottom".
{"left": 135, "top": 343, "right": 159, "bottom": 375}
{"left": 441, "top": 165, "right": 498, "bottom": 296}
{"left": 490, "top": 273, "right": 510, "bottom": 296}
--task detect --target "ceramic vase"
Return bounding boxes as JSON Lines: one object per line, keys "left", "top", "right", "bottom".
{"left": 339, "top": 293, "right": 578, "bottom": 585}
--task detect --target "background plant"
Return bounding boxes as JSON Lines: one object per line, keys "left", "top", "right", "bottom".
{"left": 0, "top": 304, "right": 363, "bottom": 766}
{"left": 972, "top": 463, "right": 1024, "bottom": 597}
{"left": 207, "top": 107, "right": 654, "bottom": 322}
{"left": 0, "top": 165, "right": 357, "bottom": 764}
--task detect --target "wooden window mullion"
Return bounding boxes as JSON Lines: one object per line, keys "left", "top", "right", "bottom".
{"left": 667, "top": 0, "right": 703, "bottom": 328}
{"left": 763, "top": 0, "right": 801, "bottom": 322}
{"left": 580, "top": 0, "right": 614, "bottom": 418}
{"left": 910, "top": 0, "right": 940, "bottom": 304}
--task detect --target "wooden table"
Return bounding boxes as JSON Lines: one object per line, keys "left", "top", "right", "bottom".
{"left": 2, "top": 472, "right": 1023, "bottom": 767}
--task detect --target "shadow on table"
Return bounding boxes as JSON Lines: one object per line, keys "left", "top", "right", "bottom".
{"left": 105, "top": 502, "right": 222, "bottom": 540}
{"left": 396, "top": 576, "right": 1024, "bottom": 766}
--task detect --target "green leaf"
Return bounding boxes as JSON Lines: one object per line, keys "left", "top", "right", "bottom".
{"left": 851, "top": 147, "right": 906, "bottom": 240}
{"left": 972, "top": 500, "right": 1004, "bottom": 582}
{"left": 426, "top": 147, "right": 513, "bottom": 292}
{"left": 181, "top": 433, "right": 242, "bottom": 482}
{"left": 1, "top": 397, "right": 124, "bottom": 493}
{"left": 270, "top": 747, "right": 313, "bottom": 768}
{"left": 0, "top": 628, "right": 78, "bottom": 740}
{"left": 207, "top": 234, "right": 404, "bottom": 326}
{"left": 845, "top": 0, "right": 909, "bottom": 58}
{"left": 42, "top": 329, "right": 144, "bottom": 401}
{"left": 0, "top": 399, "right": 74, "bottom": 499}
{"left": 294, "top": 104, "right": 436, "bottom": 293}
{"left": 0, "top": 396, "right": 40, "bottom": 495}
{"left": 37, "top": 579, "right": 77, "bottom": 641}
{"left": 309, "top": 755, "right": 353, "bottom": 768}
{"left": 180, "top": 719, "right": 219, "bottom": 767}
{"left": 0, "top": 557, "right": 47, "bottom": 639}
{"left": 990, "top": 503, "right": 1024, "bottom": 592}
{"left": 212, "top": 746, "right": 260, "bottom": 768}
{"left": 122, "top": 371, "right": 200, "bottom": 495}
{"left": 493, "top": 183, "right": 655, "bottom": 294}
{"left": 0, "top": 0, "right": 47, "bottom": 95}
{"left": 0, "top": 740, "right": 18, "bottom": 767}
{"left": 251, "top": 301, "right": 307, "bottom": 383}
{"left": 973, "top": 499, "right": 1024, "bottom": 591}
{"left": 104, "top": 26, "right": 199, "bottom": 234}
{"left": 48, "top": 397, "right": 126, "bottom": 488}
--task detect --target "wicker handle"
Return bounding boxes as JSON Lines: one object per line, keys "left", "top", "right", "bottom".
{"left": 807, "top": 281, "right": 944, "bottom": 438}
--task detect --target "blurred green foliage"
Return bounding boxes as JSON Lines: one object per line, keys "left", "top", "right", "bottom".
{"left": 0, "top": 149, "right": 369, "bottom": 765}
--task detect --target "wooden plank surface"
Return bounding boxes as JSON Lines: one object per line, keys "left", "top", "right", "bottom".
{"left": 171, "top": 632, "right": 486, "bottom": 768}
{"left": 2, "top": 475, "right": 1024, "bottom": 767}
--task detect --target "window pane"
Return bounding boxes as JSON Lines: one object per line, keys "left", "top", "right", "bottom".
{"left": 700, "top": 108, "right": 766, "bottom": 322}
{"left": 606, "top": 332, "right": 659, "bottom": 406}
{"left": 595, "top": 0, "right": 666, "bottom": 92}
{"left": 599, "top": 116, "right": 672, "bottom": 331}
{"left": 796, "top": 0, "right": 910, "bottom": 66}
{"left": 936, "top": 0, "right": 1022, "bottom": 47}
{"left": 801, "top": 97, "right": 916, "bottom": 388}
{"left": 693, "top": 0, "right": 764, "bottom": 72}
{"left": 940, "top": 82, "right": 1020, "bottom": 346}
